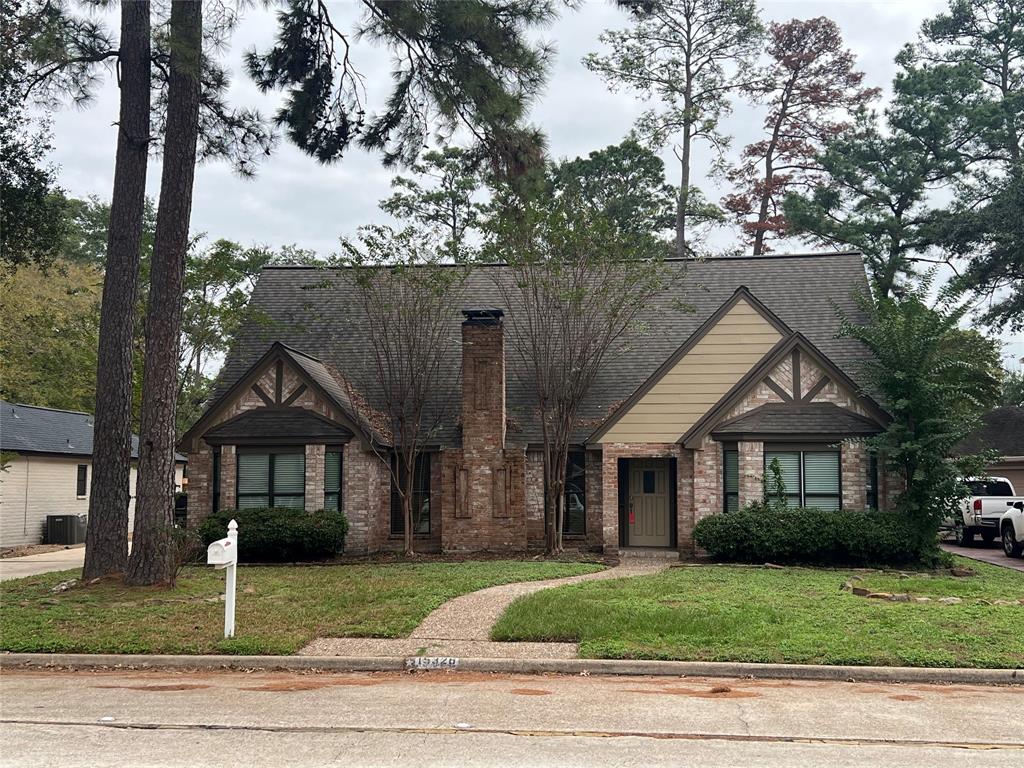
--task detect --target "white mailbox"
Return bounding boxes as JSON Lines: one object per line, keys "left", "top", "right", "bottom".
{"left": 207, "top": 519, "right": 238, "bottom": 638}
{"left": 206, "top": 537, "right": 236, "bottom": 568}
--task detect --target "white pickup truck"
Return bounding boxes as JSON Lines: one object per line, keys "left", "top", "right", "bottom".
{"left": 1001, "top": 500, "right": 1024, "bottom": 558}
{"left": 949, "top": 477, "right": 1024, "bottom": 546}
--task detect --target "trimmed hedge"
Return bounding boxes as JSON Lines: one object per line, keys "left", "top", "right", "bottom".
{"left": 198, "top": 507, "right": 348, "bottom": 563}
{"left": 693, "top": 506, "right": 933, "bottom": 567}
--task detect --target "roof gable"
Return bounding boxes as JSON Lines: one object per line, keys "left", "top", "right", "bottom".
{"left": 179, "top": 343, "right": 374, "bottom": 451}
{"left": 590, "top": 288, "right": 790, "bottom": 444}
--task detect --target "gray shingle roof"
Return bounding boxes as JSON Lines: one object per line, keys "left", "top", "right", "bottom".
{"left": 953, "top": 406, "right": 1024, "bottom": 456}
{"left": 0, "top": 401, "right": 185, "bottom": 460}
{"left": 712, "top": 402, "right": 882, "bottom": 439}
{"left": 210, "top": 252, "right": 876, "bottom": 446}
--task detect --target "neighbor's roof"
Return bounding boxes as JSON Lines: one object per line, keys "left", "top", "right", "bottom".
{"left": 208, "top": 252, "right": 877, "bottom": 447}
{"left": 953, "top": 406, "right": 1024, "bottom": 457}
{"left": 0, "top": 401, "right": 186, "bottom": 461}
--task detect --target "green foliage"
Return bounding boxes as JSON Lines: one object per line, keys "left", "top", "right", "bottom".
{"left": 198, "top": 508, "right": 349, "bottom": 563}
{"left": 694, "top": 507, "right": 936, "bottom": 567}
{"left": 1002, "top": 369, "right": 1024, "bottom": 408}
{"left": 379, "top": 147, "right": 484, "bottom": 261}
{"left": 839, "top": 289, "right": 1002, "bottom": 533}
{"left": 550, "top": 138, "right": 677, "bottom": 243}
{"left": 761, "top": 457, "right": 789, "bottom": 511}
{"left": 0, "top": 260, "right": 101, "bottom": 414}
{"left": 247, "top": 0, "right": 557, "bottom": 172}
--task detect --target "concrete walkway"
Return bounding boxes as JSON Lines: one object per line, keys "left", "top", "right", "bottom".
{"left": 942, "top": 541, "right": 1024, "bottom": 572}
{"left": 301, "top": 562, "right": 667, "bottom": 659}
{"left": 0, "top": 546, "right": 85, "bottom": 582}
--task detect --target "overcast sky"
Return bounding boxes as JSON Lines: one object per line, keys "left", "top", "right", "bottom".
{"left": 45, "top": 0, "right": 1021, "bottom": 367}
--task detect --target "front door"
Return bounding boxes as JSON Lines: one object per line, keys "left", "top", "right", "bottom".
{"left": 627, "top": 459, "right": 671, "bottom": 547}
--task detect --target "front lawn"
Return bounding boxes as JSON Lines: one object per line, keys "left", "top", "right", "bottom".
{"left": 1, "top": 560, "right": 602, "bottom": 655}
{"left": 491, "top": 558, "right": 1024, "bottom": 668}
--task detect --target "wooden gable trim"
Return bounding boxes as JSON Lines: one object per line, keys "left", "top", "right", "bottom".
{"left": 178, "top": 342, "right": 370, "bottom": 452}
{"left": 586, "top": 286, "right": 793, "bottom": 444}
{"left": 680, "top": 333, "right": 889, "bottom": 449}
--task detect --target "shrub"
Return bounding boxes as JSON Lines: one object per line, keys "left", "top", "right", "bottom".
{"left": 693, "top": 504, "right": 936, "bottom": 567}
{"left": 198, "top": 508, "right": 348, "bottom": 563}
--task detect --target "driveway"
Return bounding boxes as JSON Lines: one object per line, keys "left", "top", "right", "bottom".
{"left": 0, "top": 546, "right": 84, "bottom": 582}
{"left": 942, "top": 540, "right": 1024, "bottom": 572}
{"left": 1, "top": 668, "right": 1021, "bottom": 767}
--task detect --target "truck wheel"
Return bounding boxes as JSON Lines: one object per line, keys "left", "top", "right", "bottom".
{"left": 1003, "top": 525, "right": 1023, "bottom": 558}
{"left": 981, "top": 530, "right": 996, "bottom": 545}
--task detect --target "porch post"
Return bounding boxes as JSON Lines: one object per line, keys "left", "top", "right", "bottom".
{"left": 600, "top": 446, "right": 620, "bottom": 553}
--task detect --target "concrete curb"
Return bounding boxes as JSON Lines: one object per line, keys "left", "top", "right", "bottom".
{"left": 2, "top": 652, "right": 1021, "bottom": 685}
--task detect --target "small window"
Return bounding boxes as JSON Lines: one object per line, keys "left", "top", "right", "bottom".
{"left": 391, "top": 453, "right": 431, "bottom": 535}
{"left": 642, "top": 470, "right": 656, "bottom": 494}
{"left": 723, "top": 449, "right": 738, "bottom": 512}
{"left": 563, "top": 451, "right": 586, "bottom": 536}
{"left": 236, "top": 449, "right": 305, "bottom": 509}
{"left": 324, "top": 450, "right": 343, "bottom": 511}
{"left": 76, "top": 465, "right": 88, "bottom": 497}
{"left": 967, "top": 479, "right": 1013, "bottom": 497}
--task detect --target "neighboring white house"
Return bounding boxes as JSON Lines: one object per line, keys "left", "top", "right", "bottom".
{"left": 0, "top": 401, "right": 186, "bottom": 547}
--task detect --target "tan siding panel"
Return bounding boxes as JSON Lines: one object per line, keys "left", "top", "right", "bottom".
{"left": 600, "top": 298, "right": 781, "bottom": 443}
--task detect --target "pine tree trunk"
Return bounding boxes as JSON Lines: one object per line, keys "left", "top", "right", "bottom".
{"left": 676, "top": 121, "right": 692, "bottom": 259}
{"left": 126, "top": 0, "right": 203, "bottom": 586}
{"left": 83, "top": 0, "right": 151, "bottom": 581}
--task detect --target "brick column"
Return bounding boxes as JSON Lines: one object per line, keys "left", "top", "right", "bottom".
{"left": 585, "top": 449, "right": 604, "bottom": 551}
{"left": 220, "top": 445, "right": 237, "bottom": 510}
{"left": 186, "top": 442, "right": 212, "bottom": 528}
{"left": 841, "top": 441, "right": 867, "bottom": 510}
{"left": 600, "top": 447, "right": 620, "bottom": 553}
{"left": 305, "top": 443, "right": 326, "bottom": 511}
{"left": 676, "top": 449, "right": 695, "bottom": 557}
{"left": 737, "top": 440, "right": 763, "bottom": 509}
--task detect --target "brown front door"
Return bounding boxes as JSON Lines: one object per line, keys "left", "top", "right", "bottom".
{"left": 627, "top": 459, "right": 671, "bottom": 547}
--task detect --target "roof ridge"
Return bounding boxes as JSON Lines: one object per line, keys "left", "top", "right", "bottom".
{"left": 259, "top": 251, "right": 864, "bottom": 271}
{"left": 1, "top": 401, "right": 92, "bottom": 417}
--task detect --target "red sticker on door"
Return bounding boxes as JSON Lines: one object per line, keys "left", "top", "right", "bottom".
{"left": 629, "top": 511, "right": 635, "bottom": 524}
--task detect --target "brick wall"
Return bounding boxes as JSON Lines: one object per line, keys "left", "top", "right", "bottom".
{"left": 841, "top": 440, "right": 868, "bottom": 509}
{"left": 185, "top": 442, "right": 213, "bottom": 528}
{"left": 220, "top": 445, "right": 236, "bottom": 511}
{"left": 737, "top": 440, "right": 764, "bottom": 508}
{"left": 304, "top": 444, "right": 325, "bottom": 511}
{"left": 525, "top": 450, "right": 545, "bottom": 548}
{"left": 585, "top": 449, "right": 604, "bottom": 551}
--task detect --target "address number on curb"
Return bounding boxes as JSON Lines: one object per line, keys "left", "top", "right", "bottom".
{"left": 406, "top": 657, "right": 459, "bottom": 670}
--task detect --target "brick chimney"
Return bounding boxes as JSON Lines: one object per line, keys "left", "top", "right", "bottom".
{"left": 460, "top": 309, "right": 506, "bottom": 453}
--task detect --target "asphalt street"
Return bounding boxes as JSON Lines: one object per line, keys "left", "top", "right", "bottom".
{"left": 1, "top": 668, "right": 1020, "bottom": 767}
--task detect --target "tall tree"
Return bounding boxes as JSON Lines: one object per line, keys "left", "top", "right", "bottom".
{"left": 840, "top": 289, "right": 1002, "bottom": 548}
{"left": 550, "top": 138, "right": 678, "bottom": 243}
{"left": 723, "top": 17, "right": 878, "bottom": 254}
{"left": 896, "top": 0, "right": 1024, "bottom": 331}
{"left": 82, "top": 0, "right": 153, "bottom": 580}
{"left": 379, "top": 147, "right": 484, "bottom": 261}
{"left": 338, "top": 226, "right": 468, "bottom": 556}
{"left": 585, "top": 0, "right": 762, "bottom": 256}
{"left": 247, "top": 0, "right": 558, "bottom": 174}
{"left": 783, "top": 108, "right": 959, "bottom": 298}
{"left": 128, "top": 0, "right": 204, "bottom": 586}
{"left": 485, "top": 182, "right": 676, "bottom": 553}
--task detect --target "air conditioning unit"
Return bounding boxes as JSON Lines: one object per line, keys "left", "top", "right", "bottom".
{"left": 46, "top": 514, "right": 87, "bottom": 545}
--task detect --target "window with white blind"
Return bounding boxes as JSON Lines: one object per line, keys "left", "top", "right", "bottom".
{"left": 236, "top": 449, "right": 305, "bottom": 509}
{"left": 764, "top": 448, "right": 841, "bottom": 510}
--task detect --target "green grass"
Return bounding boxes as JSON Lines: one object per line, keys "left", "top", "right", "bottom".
{"left": 1, "top": 560, "right": 602, "bottom": 655}
{"left": 491, "top": 558, "right": 1024, "bottom": 668}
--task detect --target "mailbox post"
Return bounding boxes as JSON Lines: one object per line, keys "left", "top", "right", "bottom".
{"left": 206, "top": 519, "right": 238, "bottom": 639}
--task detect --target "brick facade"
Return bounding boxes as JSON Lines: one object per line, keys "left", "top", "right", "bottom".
{"left": 185, "top": 323, "right": 897, "bottom": 557}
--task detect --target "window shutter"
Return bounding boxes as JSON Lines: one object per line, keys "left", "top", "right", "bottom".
{"left": 273, "top": 453, "right": 305, "bottom": 494}
{"left": 325, "top": 452, "right": 341, "bottom": 491}
{"left": 724, "top": 452, "right": 738, "bottom": 494}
